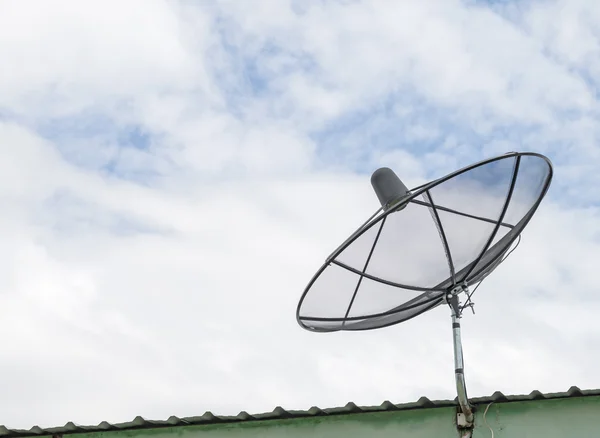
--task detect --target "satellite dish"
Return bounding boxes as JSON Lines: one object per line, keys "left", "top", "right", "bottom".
{"left": 296, "top": 151, "right": 553, "bottom": 430}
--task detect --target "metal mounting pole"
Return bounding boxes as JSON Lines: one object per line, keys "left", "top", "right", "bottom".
{"left": 446, "top": 287, "right": 474, "bottom": 428}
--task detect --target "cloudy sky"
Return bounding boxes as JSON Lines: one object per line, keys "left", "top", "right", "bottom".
{"left": 1, "top": 0, "right": 600, "bottom": 429}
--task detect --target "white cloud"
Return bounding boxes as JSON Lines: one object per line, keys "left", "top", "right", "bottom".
{"left": 0, "top": 0, "right": 599, "bottom": 430}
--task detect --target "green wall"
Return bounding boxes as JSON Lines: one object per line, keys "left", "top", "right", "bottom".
{"left": 62, "top": 396, "right": 600, "bottom": 438}
{"left": 471, "top": 396, "right": 599, "bottom": 437}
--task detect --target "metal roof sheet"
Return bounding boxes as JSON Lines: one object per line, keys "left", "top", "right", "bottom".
{"left": 1, "top": 386, "right": 599, "bottom": 437}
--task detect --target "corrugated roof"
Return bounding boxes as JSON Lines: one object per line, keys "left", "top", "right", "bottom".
{"left": 1, "top": 386, "right": 599, "bottom": 437}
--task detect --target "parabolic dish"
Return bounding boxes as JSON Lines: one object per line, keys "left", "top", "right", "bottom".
{"left": 297, "top": 152, "right": 553, "bottom": 332}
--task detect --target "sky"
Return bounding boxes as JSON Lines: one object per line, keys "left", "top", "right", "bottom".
{"left": 1, "top": 0, "right": 599, "bottom": 429}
